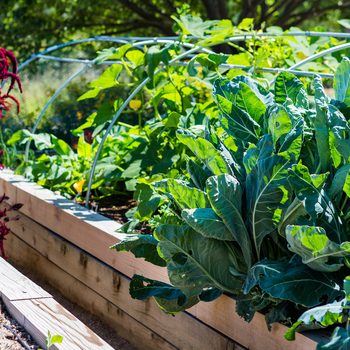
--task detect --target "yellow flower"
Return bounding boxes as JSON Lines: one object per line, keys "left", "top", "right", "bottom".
{"left": 129, "top": 99, "right": 142, "bottom": 110}
{"left": 73, "top": 179, "right": 85, "bottom": 193}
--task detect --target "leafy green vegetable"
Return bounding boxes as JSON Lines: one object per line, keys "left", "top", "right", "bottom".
{"left": 286, "top": 225, "right": 350, "bottom": 272}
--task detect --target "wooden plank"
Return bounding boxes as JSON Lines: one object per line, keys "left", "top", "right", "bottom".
{"left": 0, "top": 170, "right": 169, "bottom": 282}
{"left": 6, "top": 229, "right": 242, "bottom": 350}
{"left": 8, "top": 216, "right": 245, "bottom": 349}
{"left": 3, "top": 296, "right": 115, "bottom": 350}
{"left": 0, "top": 170, "right": 318, "bottom": 350}
{"left": 0, "top": 257, "right": 51, "bottom": 300}
{"left": 0, "top": 259, "right": 115, "bottom": 349}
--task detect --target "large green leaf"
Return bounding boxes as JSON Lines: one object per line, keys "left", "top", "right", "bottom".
{"left": 327, "top": 104, "right": 350, "bottom": 164}
{"left": 155, "top": 178, "right": 209, "bottom": 210}
{"left": 268, "top": 104, "right": 292, "bottom": 144}
{"left": 182, "top": 208, "right": 233, "bottom": 241}
{"left": 314, "top": 76, "right": 331, "bottom": 172}
{"left": 334, "top": 57, "right": 350, "bottom": 107}
{"left": 206, "top": 174, "right": 252, "bottom": 267}
{"left": 216, "top": 94, "right": 260, "bottom": 143}
{"left": 328, "top": 164, "right": 350, "bottom": 201}
{"left": 244, "top": 258, "right": 344, "bottom": 307}
{"left": 343, "top": 171, "right": 350, "bottom": 199}
{"left": 317, "top": 327, "right": 350, "bottom": 349}
{"left": 213, "top": 78, "right": 267, "bottom": 122}
{"left": 275, "top": 72, "right": 309, "bottom": 109}
{"left": 177, "top": 129, "right": 231, "bottom": 175}
{"left": 129, "top": 274, "right": 199, "bottom": 313}
{"left": 278, "top": 198, "right": 307, "bottom": 237}
{"left": 144, "top": 44, "right": 174, "bottom": 86}
{"left": 289, "top": 163, "right": 344, "bottom": 243}
{"left": 214, "top": 76, "right": 274, "bottom": 108}
{"left": 286, "top": 225, "right": 350, "bottom": 272}
{"left": 155, "top": 224, "right": 242, "bottom": 296}
{"left": 112, "top": 234, "right": 166, "bottom": 267}
{"left": 186, "top": 158, "right": 210, "bottom": 190}
{"left": 246, "top": 136, "right": 293, "bottom": 258}
{"left": 285, "top": 299, "right": 345, "bottom": 341}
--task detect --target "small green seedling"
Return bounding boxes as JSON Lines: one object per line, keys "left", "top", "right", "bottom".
{"left": 45, "top": 330, "right": 63, "bottom": 350}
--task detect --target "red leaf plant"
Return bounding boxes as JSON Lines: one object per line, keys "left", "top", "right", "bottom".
{"left": 0, "top": 194, "right": 23, "bottom": 258}
{"left": 0, "top": 47, "right": 23, "bottom": 258}
{"left": 0, "top": 47, "right": 22, "bottom": 119}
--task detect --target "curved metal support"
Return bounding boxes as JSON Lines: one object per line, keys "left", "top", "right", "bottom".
{"left": 226, "top": 30, "right": 350, "bottom": 42}
{"left": 172, "top": 61, "right": 334, "bottom": 78}
{"left": 17, "top": 30, "right": 350, "bottom": 71}
{"left": 266, "top": 41, "right": 350, "bottom": 85}
{"left": 19, "top": 37, "right": 213, "bottom": 71}
{"left": 19, "top": 38, "right": 130, "bottom": 71}
{"left": 289, "top": 42, "right": 350, "bottom": 71}
{"left": 85, "top": 45, "right": 203, "bottom": 207}
{"left": 24, "top": 64, "right": 90, "bottom": 162}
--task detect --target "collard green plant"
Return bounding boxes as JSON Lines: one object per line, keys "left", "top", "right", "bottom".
{"left": 114, "top": 57, "right": 350, "bottom": 346}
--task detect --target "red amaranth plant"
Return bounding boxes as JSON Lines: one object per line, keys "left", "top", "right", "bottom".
{"left": 0, "top": 48, "right": 22, "bottom": 93}
{"left": 0, "top": 47, "right": 22, "bottom": 119}
{"left": 0, "top": 194, "right": 22, "bottom": 258}
{"left": 0, "top": 47, "right": 23, "bottom": 258}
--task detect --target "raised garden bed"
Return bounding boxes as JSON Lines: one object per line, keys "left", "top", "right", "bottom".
{"left": 0, "top": 170, "right": 322, "bottom": 350}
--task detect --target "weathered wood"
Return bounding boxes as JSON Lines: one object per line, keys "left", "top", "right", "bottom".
{"left": 6, "top": 228, "right": 244, "bottom": 350}
{"left": 0, "top": 170, "right": 169, "bottom": 281}
{"left": 0, "top": 170, "right": 319, "bottom": 350}
{"left": 0, "top": 257, "right": 51, "bottom": 300}
{"left": 0, "top": 257, "right": 114, "bottom": 350}
{"left": 4, "top": 296, "right": 114, "bottom": 350}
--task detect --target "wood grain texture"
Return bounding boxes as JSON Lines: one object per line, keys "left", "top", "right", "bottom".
{"left": 3, "top": 296, "right": 114, "bottom": 350}
{"left": 0, "top": 259, "right": 114, "bottom": 350}
{"left": 9, "top": 221, "right": 241, "bottom": 349}
{"left": 0, "top": 170, "right": 169, "bottom": 282}
{"left": 6, "top": 232, "right": 242, "bottom": 350}
{"left": 0, "top": 170, "right": 318, "bottom": 350}
{"left": 0, "top": 257, "right": 51, "bottom": 300}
